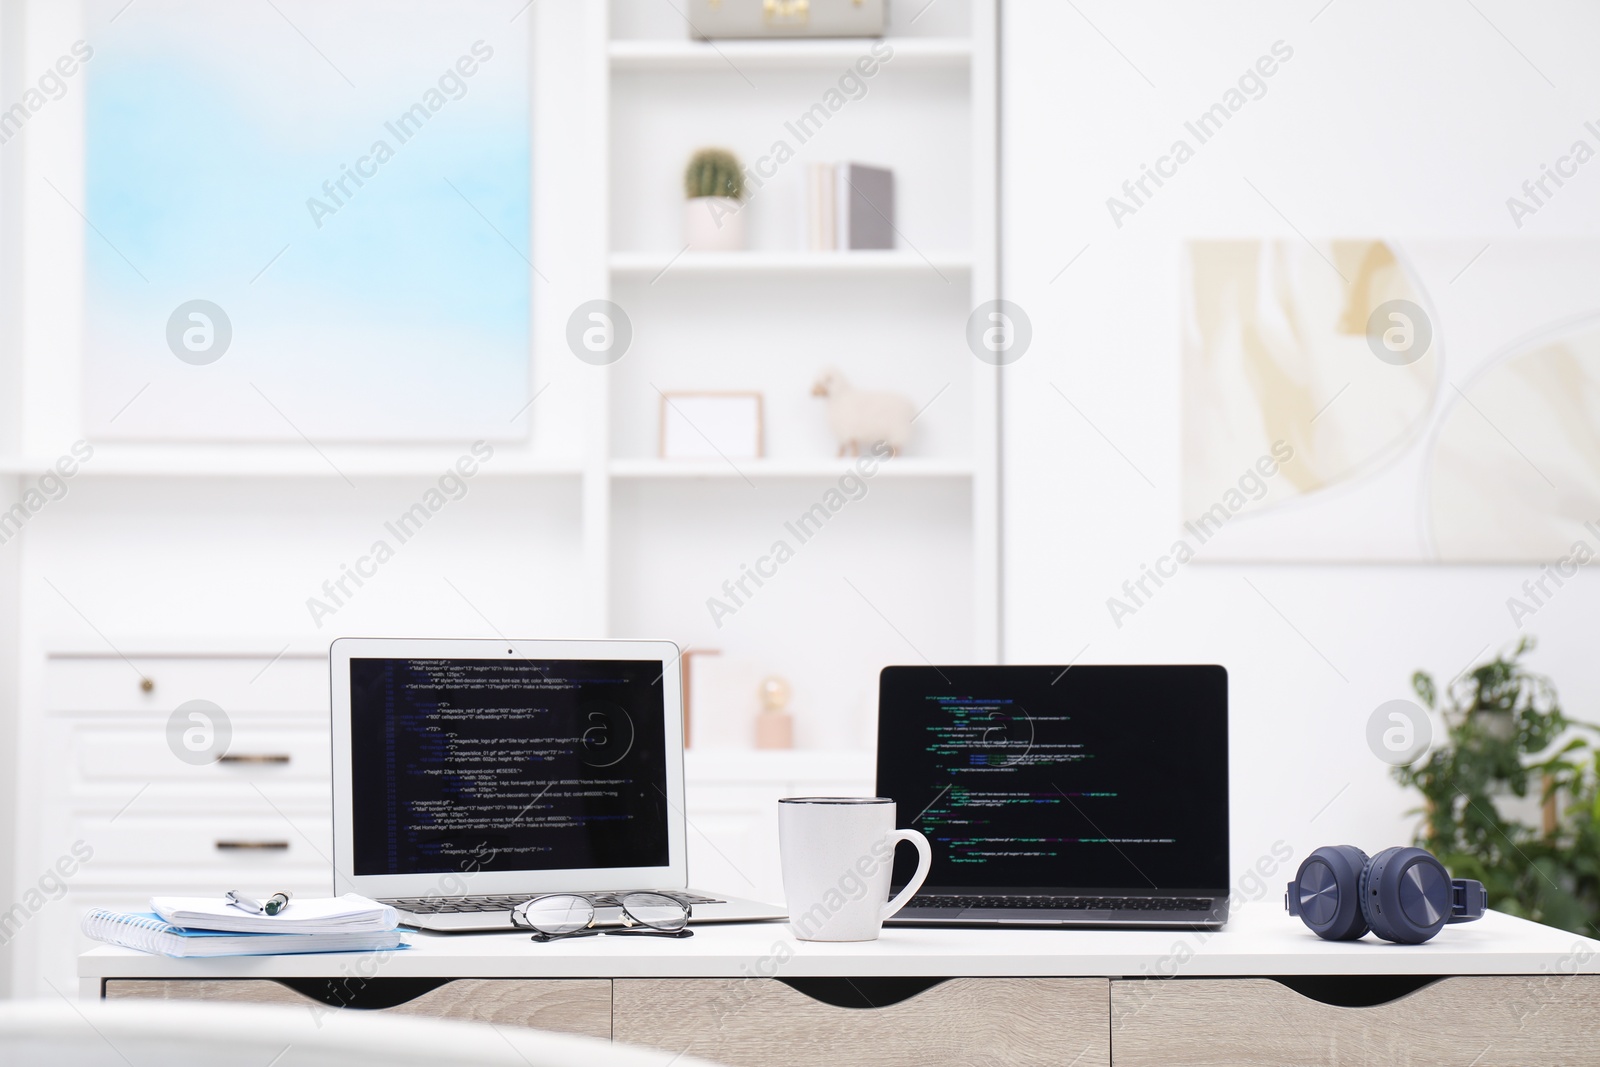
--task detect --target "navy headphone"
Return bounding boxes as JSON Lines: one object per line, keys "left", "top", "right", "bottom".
{"left": 1285, "top": 846, "right": 1487, "bottom": 944}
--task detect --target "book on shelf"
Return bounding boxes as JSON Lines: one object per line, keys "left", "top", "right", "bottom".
{"left": 805, "top": 162, "right": 836, "bottom": 250}
{"left": 805, "top": 162, "right": 896, "bottom": 251}
{"left": 839, "top": 163, "right": 896, "bottom": 250}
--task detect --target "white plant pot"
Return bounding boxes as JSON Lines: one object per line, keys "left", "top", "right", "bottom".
{"left": 683, "top": 196, "right": 745, "bottom": 251}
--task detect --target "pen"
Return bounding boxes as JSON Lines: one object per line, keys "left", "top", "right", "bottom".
{"left": 225, "top": 890, "right": 262, "bottom": 914}
{"left": 226, "top": 890, "right": 292, "bottom": 916}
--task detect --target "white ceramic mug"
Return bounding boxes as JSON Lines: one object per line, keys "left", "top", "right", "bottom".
{"left": 778, "top": 797, "right": 932, "bottom": 942}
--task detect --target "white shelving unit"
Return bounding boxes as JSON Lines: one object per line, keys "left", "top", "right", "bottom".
{"left": 601, "top": 0, "right": 1001, "bottom": 717}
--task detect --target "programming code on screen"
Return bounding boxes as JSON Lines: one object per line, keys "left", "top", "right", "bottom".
{"left": 879, "top": 667, "right": 1228, "bottom": 891}
{"left": 914, "top": 694, "right": 1170, "bottom": 867}
{"left": 349, "top": 658, "right": 669, "bottom": 877}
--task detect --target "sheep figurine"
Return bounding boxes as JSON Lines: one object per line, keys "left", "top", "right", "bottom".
{"left": 811, "top": 368, "right": 914, "bottom": 457}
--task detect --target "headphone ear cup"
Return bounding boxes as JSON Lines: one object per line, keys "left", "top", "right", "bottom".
{"left": 1364, "top": 846, "right": 1453, "bottom": 944}
{"left": 1290, "top": 845, "right": 1370, "bottom": 940}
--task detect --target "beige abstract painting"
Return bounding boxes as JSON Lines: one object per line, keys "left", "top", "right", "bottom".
{"left": 1429, "top": 324, "right": 1600, "bottom": 561}
{"left": 1182, "top": 239, "right": 1600, "bottom": 562}
{"left": 1182, "top": 239, "right": 1438, "bottom": 521}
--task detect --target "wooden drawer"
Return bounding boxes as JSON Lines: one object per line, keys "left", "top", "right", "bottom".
{"left": 46, "top": 654, "right": 326, "bottom": 715}
{"left": 614, "top": 977, "right": 1108, "bottom": 1067}
{"left": 104, "top": 979, "right": 612, "bottom": 1040}
{"left": 1111, "top": 976, "right": 1600, "bottom": 1066}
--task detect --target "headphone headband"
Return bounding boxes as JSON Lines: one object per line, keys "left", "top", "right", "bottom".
{"left": 1450, "top": 878, "right": 1488, "bottom": 923}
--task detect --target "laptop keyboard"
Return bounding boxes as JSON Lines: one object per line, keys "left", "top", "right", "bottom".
{"left": 908, "top": 894, "right": 1214, "bottom": 912}
{"left": 382, "top": 891, "right": 722, "bottom": 915}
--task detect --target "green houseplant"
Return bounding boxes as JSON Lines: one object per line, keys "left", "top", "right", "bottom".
{"left": 1394, "top": 638, "right": 1599, "bottom": 936}
{"left": 682, "top": 147, "right": 746, "bottom": 252}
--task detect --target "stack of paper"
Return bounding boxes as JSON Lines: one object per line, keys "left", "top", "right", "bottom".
{"left": 150, "top": 893, "right": 398, "bottom": 934}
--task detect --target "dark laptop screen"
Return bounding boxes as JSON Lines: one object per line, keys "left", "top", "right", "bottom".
{"left": 877, "top": 665, "right": 1229, "bottom": 893}
{"left": 348, "top": 657, "right": 670, "bottom": 877}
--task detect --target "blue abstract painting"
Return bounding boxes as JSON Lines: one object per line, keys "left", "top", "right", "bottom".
{"left": 82, "top": 0, "right": 531, "bottom": 440}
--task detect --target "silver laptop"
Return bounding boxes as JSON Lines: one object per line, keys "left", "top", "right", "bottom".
{"left": 330, "top": 637, "right": 785, "bottom": 932}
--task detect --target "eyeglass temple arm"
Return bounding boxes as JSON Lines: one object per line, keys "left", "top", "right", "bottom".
{"left": 605, "top": 927, "right": 693, "bottom": 938}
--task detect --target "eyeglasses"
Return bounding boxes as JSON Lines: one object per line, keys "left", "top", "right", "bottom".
{"left": 509, "top": 892, "right": 693, "bottom": 942}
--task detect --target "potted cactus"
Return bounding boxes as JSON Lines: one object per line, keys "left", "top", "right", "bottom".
{"left": 683, "top": 147, "right": 746, "bottom": 252}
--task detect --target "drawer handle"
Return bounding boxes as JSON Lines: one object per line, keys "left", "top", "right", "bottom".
{"left": 215, "top": 840, "right": 290, "bottom": 851}
{"left": 218, "top": 754, "right": 292, "bottom": 765}
{"left": 139, "top": 678, "right": 154, "bottom": 693}
{"left": 1272, "top": 975, "right": 1443, "bottom": 1007}
{"left": 780, "top": 978, "right": 948, "bottom": 1008}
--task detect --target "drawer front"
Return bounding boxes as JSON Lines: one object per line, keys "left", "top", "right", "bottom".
{"left": 105, "top": 979, "right": 613, "bottom": 1040}
{"left": 75, "top": 724, "right": 330, "bottom": 785}
{"left": 71, "top": 812, "right": 331, "bottom": 876}
{"left": 389, "top": 979, "right": 611, "bottom": 1038}
{"left": 46, "top": 655, "right": 326, "bottom": 715}
{"left": 614, "top": 977, "right": 1109, "bottom": 1067}
{"left": 106, "top": 979, "right": 309, "bottom": 1006}
{"left": 1111, "top": 976, "right": 1600, "bottom": 1066}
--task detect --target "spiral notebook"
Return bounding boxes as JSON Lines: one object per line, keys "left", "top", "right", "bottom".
{"left": 83, "top": 910, "right": 406, "bottom": 958}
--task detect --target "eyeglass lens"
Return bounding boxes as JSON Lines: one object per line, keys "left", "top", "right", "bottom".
{"left": 621, "top": 892, "right": 690, "bottom": 931}
{"left": 517, "top": 894, "right": 594, "bottom": 935}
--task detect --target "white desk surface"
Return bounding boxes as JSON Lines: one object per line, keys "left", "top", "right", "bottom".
{"left": 80, "top": 904, "right": 1600, "bottom": 986}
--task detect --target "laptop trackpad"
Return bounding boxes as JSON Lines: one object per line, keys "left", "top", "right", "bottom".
{"left": 960, "top": 909, "right": 1113, "bottom": 922}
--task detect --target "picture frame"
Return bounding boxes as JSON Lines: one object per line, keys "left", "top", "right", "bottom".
{"left": 658, "top": 392, "right": 765, "bottom": 460}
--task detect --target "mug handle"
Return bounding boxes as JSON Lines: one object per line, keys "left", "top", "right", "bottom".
{"left": 879, "top": 828, "right": 933, "bottom": 922}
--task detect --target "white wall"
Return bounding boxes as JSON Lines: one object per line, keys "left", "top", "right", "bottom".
{"left": 1001, "top": 0, "right": 1600, "bottom": 888}
{"left": 0, "top": 0, "right": 25, "bottom": 999}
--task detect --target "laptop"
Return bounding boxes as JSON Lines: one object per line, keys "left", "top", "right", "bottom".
{"left": 329, "top": 637, "right": 785, "bottom": 932}
{"left": 877, "top": 664, "right": 1230, "bottom": 928}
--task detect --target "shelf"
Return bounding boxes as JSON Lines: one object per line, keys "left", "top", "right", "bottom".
{"left": 610, "top": 457, "right": 973, "bottom": 480}
{"left": 46, "top": 641, "right": 331, "bottom": 658}
{"left": 610, "top": 250, "right": 970, "bottom": 280}
{"left": 0, "top": 447, "right": 583, "bottom": 479}
{"left": 608, "top": 37, "right": 971, "bottom": 72}
{"left": 2, "top": 450, "right": 971, "bottom": 481}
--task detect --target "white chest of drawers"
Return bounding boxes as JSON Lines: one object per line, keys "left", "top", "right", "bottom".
{"left": 11, "top": 649, "right": 333, "bottom": 997}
